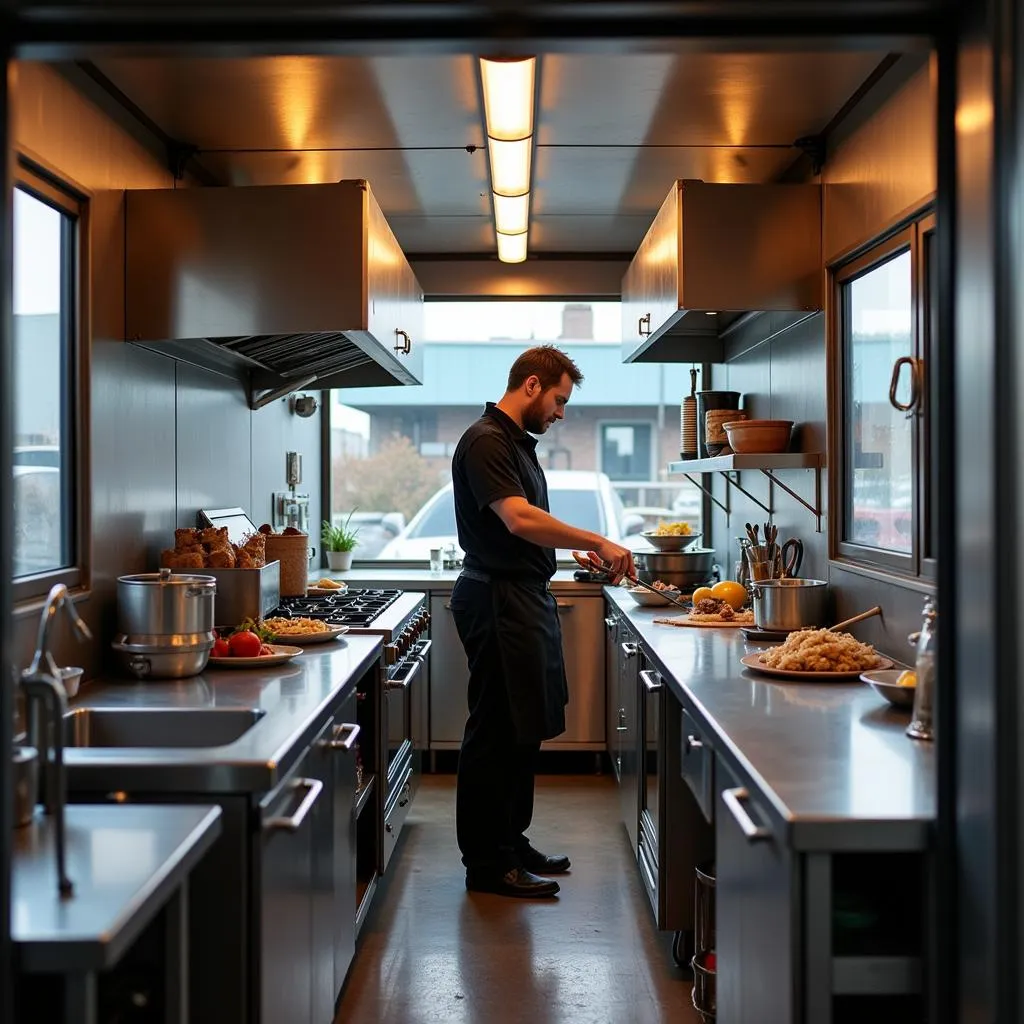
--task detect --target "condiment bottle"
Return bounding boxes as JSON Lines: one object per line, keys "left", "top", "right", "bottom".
{"left": 906, "top": 596, "right": 937, "bottom": 741}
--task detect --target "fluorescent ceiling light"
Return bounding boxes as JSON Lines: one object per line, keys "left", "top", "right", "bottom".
{"left": 488, "top": 137, "right": 532, "bottom": 198}
{"left": 480, "top": 57, "right": 536, "bottom": 142}
{"left": 496, "top": 231, "right": 528, "bottom": 264}
{"left": 493, "top": 192, "right": 530, "bottom": 235}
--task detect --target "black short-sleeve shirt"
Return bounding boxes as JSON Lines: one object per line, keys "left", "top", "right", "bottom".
{"left": 452, "top": 403, "right": 556, "bottom": 582}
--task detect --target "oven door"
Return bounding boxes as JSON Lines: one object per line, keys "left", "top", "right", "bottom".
{"left": 381, "top": 638, "right": 430, "bottom": 870}
{"left": 638, "top": 660, "right": 662, "bottom": 921}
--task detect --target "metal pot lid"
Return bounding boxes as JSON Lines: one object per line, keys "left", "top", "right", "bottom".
{"left": 114, "top": 631, "right": 216, "bottom": 649}
{"left": 117, "top": 568, "right": 216, "bottom": 587}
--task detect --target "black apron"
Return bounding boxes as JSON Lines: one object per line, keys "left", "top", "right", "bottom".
{"left": 457, "top": 571, "right": 568, "bottom": 744}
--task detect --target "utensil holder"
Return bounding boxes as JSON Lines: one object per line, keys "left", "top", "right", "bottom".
{"left": 696, "top": 391, "right": 741, "bottom": 458}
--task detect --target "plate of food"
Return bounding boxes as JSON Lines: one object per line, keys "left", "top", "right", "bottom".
{"left": 261, "top": 616, "right": 349, "bottom": 644}
{"left": 625, "top": 580, "right": 682, "bottom": 607}
{"left": 307, "top": 578, "right": 348, "bottom": 597}
{"left": 654, "top": 584, "right": 754, "bottom": 627}
{"left": 740, "top": 629, "right": 893, "bottom": 680}
{"left": 208, "top": 644, "right": 302, "bottom": 668}
{"left": 860, "top": 668, "right": 916, "bottom": 708}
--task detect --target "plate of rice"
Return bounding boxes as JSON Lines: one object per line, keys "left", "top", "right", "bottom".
{"left": 741, "top": 628, "right": 892, "bottom": 680}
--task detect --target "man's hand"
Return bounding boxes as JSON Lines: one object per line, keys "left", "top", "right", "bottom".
{"left": 593, "top": 539, "right": 636, "bottom": 584}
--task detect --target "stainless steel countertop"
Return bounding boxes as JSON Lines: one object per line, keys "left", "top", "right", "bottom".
{"left": 605, "top": 587, "right": 936, "bottom": 851}
{"left": 13, "top": 803, "right": 222, "bottom": 972}
{"left": 312, "top": 567, "right": 607, "bottom": 595}
{"left": 65, "top": 636, "right": 382, "bottom": 793}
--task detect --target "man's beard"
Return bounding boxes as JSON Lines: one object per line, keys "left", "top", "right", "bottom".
{"left": 522, "top": 395, "right": 550, "bottom": 434}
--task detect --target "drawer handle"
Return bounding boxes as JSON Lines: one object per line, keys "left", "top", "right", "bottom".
{"left": 323, "top": 722, "right": 360, "bottom": 752}
{"left": 616, "top": 708, "right": 627, "bottom": 731}
{"left": 640, "top": 668, "right": 662, "bottom": 693}
{"left": 620, "top": 642, "right": 637, "bottom": 658}
{"left": 604, "top": 617, "right": 616, "bottom": 629}
{"left": 386, "top": 657, "right": 422, "bottom": 691}
{"left": 556, "top": 602, "right": 575, "bottom": 612}
{"left": 722, "top": 786, "right": 770, "bottom": 842}
{"left": 394, "top": 328, "right": 412, "bottom": 355}
{"left": 685, "top": 734, "right": 703, "bottom": 752}
{"left": 265, "top": 777, "right": 323, "bottom": 832}
{"left": 638, "top": 312, "right": 651, "bottom": 337}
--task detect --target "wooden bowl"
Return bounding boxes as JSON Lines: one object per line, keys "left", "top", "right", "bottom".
{"left": 723, "top": 419, "right": 793, "bottom": 454}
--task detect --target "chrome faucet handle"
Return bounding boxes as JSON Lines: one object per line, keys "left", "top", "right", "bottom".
{"left": 26, "top": 584, "right": 92, "bottom": 681}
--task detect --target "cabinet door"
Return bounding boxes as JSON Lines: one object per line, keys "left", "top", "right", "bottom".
{"left": 716, "top": 759, "right": 796, "bottom": 1024}
{"left": 604, "top": 608, "right": 621, "bottom": 780}
{"left": 552, "top": 596, "right": 605, "bottom": 746}
{"left": 618, "top": 629, "right": 640, "bottom": 852}
{"left": 260, "top": 730, "right": 330, "bottom": 1024}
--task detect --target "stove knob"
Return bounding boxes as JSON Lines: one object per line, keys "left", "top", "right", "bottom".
{"left": 385, "top": 643, "right": 399, "bottom": 665}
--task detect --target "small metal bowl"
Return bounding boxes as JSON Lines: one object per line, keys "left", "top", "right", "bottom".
{"left": 625, "top": 586, "right": 678, "bottom": 607}
{"left": 640, "top": 531, "right": 701, "bottom": 552}
{"left": 860, "top": 669, "right": 915, "bottom": 709}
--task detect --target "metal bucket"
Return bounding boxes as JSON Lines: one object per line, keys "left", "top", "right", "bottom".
{"left": 748, "top": 578, "right": 829, "bottom": 631}
{"left": 117, "top": 568, "right": 216, "bottom": 637}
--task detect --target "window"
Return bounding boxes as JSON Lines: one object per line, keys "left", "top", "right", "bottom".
{"left": 600, "top": 423, "right": 653, "bottom": 481}
{"left": 832, "top": 213, "right": 935, "bottom": 579}
{"left": 328, "top": 301, "right": 702, "bottom": 562}
{"left": 12, "top": 166, "right": 87, "bottom": 598}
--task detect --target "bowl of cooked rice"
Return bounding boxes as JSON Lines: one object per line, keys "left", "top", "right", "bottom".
{"left": 641, "top": 525, "right": 702, "bottom": 552}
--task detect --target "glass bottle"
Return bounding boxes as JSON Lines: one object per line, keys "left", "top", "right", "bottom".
{"left": 906, "top": 596, "right": 937, "bottom": 741}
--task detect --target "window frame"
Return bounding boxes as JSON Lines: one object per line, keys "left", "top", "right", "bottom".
{"left": 596, "top": 419, "right": 657, "bottom": 483}
{"left": 12, "top": 160, "right": 91, "bottom": 607}
{"left": 829, "top": 207, "right": 934, "bottom": 582}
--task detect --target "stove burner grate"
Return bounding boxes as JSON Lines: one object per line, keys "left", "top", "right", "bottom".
{"left": 270, "top": 587, "right": 403, "bottom": 626}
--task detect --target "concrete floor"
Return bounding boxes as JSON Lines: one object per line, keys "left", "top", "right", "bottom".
{"left": 336, "top": 773, "right": 701, "bottom": 1024}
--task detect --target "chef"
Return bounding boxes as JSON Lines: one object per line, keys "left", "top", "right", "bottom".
{"left": 450, "top": 345, "right": 636, "bottom": 898}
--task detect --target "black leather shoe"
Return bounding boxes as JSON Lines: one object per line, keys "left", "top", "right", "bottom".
{"left": 518, "top": 844, "right": 571, "bottom": 875}
{"left": 465, "top": 867, "right": 560, "bottom": 898}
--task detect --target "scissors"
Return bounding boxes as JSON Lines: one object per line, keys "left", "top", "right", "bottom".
{"left": 779, "top": 538, "right": 803, "bottom": 578}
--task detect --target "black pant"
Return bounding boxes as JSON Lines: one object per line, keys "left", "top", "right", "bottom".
{"left": 451, "top": 577, "right": 541, "bottom": 874}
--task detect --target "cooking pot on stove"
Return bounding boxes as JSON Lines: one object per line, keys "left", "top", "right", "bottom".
{"left": 634, "top": 548, "right": 717, "bottom": 590}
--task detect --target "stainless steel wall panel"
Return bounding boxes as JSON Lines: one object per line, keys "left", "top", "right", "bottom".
{"left": 175, "top": 362, "right": 251, "bottom": 528}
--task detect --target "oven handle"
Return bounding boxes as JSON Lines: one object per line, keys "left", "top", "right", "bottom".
{"left": 413, "top": 638, "right": 433, "bottom": 660}
{"left": 722, "top": 786, "right": 771, "bottom": 842}
{"left": 322, "top": 722, "right": 360, "bottom": 752}
{"left": 385, "top": 656, "right": 423, "bottom": 691}
{"left": 264, "top": 778, "right": 323, "bottom": 833}
{"left": 640, "top": 668, "right": 662, "bottom": 693}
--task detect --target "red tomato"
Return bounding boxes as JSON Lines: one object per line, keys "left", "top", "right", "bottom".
{"left": 259, "top": 644, "right": 275, "bottom": 657}
{"left": 212, "top": 638, "right": 230, "bottom": 658}
{"left": 228, "top": 631, "right": 262, "bottom": 658}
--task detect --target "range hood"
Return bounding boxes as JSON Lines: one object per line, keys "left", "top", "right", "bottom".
{"left": 621, "top": 181, "right": 823, "bottom": 365}
{"left": 125, "top": 180, "right": 424, "bottom": 408}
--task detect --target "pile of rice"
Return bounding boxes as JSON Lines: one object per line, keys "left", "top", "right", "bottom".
{"left": 758, "top": 628, "right": 882, "bottom": 673}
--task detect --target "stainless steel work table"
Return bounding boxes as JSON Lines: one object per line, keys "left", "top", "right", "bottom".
{"left": 13, "top": 803, "right": 222, "bottom": 1024}
{"left": 65, "top": 635, "right": 383, "bottom": 793}
{"left": 605, "top": 586, "right": 936, "bottom": 851}
{"left": 311, "top": 567, "right": 607, "bottom": 595}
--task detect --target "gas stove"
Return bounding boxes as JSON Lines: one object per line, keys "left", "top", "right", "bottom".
{"left": 270, "top": 588, "right": 404, "bottom": 628}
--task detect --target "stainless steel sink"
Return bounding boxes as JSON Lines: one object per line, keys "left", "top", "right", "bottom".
{"left": 63, "top": 707, "right": 266, "bottom": 748}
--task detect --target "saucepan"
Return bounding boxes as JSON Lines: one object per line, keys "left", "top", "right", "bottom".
{"left": 747, "top": 577, "right": 829, "bottom": 631}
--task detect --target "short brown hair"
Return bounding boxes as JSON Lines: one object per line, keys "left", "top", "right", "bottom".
{"left": 506, "top": 345, "right": 584, "bottom": 392}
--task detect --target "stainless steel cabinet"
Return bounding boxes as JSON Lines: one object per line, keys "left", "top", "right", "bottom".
{"left": 429, "top": 593, "right": 606, "bottom": 749}
{"left": 617, "top": 623, "right": 640, "bottom": 853}
{"left": 716, "top": 758, "right": 797, "bottom": 1024}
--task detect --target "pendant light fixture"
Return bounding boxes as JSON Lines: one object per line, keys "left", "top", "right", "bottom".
{"left": 479, "top": 56, "right": 536, "bottom": 264}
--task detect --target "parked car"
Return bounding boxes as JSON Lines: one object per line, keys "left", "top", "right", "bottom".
{"left": 12, "top": 465, "right": 62, "bottom": 576}
{"left": 377, "top": 470, "right": 651, "bottom": 561}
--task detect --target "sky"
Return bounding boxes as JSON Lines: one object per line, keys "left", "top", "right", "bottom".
{"left": 14, "top": 189, "right": 62, "bottom": 316}
{"left": 423, "top": 301, "right": 622, "bottom": 343}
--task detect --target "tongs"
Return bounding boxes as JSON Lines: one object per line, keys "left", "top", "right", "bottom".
{"left": 571, "top": 551, "right": 691, "bottom": 612}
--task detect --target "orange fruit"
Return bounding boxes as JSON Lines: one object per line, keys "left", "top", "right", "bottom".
{"left": 711, "top": 580, "right": 748, "bottom": 610}
{"left": 691, "top": 586, "right": 714, "bottom": 604}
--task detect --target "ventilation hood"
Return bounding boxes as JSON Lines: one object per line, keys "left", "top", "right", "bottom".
{"left": 621, "top": 180, "right": 823, "bottom": 365}
{"left": 125, "top": 180, "right": 423, "bottom": 408}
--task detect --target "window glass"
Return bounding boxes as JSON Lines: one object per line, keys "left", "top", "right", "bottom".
{"left": 13, "top": 187, "right": 72, "bottom": 578}
{"left": 843, "top": 250, "right": 913, "bottom": 553}
{"left": 329, "top": 301, "right": 702, "bottom": 561}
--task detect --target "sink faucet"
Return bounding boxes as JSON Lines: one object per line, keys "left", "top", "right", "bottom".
{"left": 20, "top": 584, "right": 93, "bottom": 897}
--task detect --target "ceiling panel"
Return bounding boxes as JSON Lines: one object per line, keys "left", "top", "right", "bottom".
{"left": 388, "top": 215, "right": 494, "bottom": 253}
{"left": 539, "top": 51, "right": 887, "bottom": 147}
{"left": 96, "top": 55, "right": 483, "bottom": 151}
{"left": 198, "top": 148, "right": 489, "bottom": 217}
{"left": 534, "top": 145, "right": 798, "bottom": 216}
{"left": 530, "top": 215, "right": 656, "bottom": 253}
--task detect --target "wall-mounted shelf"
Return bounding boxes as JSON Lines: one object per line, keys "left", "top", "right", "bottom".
{"left": 668, "top": 453, "right": 825, "bottom": 531}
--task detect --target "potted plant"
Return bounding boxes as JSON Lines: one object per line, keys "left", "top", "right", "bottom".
{"left": 322, "top": 512, "right": 360, "bottom": 571}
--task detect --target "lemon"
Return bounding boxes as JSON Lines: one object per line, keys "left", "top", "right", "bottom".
{"left": 897, "top": 670, "right": 917, "bottom": 688}
{"left": 711, "top": 580, "right": 748, "bottom": 610}
{"left": 691, "top": 586, "right": 715, "bottom": 604}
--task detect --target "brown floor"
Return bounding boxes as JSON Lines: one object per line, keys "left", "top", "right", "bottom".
{"left": 336, "top": 773, "right": 700, "bottom": 1024}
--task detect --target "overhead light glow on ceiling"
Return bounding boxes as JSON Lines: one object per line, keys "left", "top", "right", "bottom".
{"left": 496, "top": 230, "right": 528, "bottom": 264}
{"left": 480, "top": 56, "right": 536, "bottom": 263}
{"left": 493, "top": 192, "right": 530, "bottom": 235}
